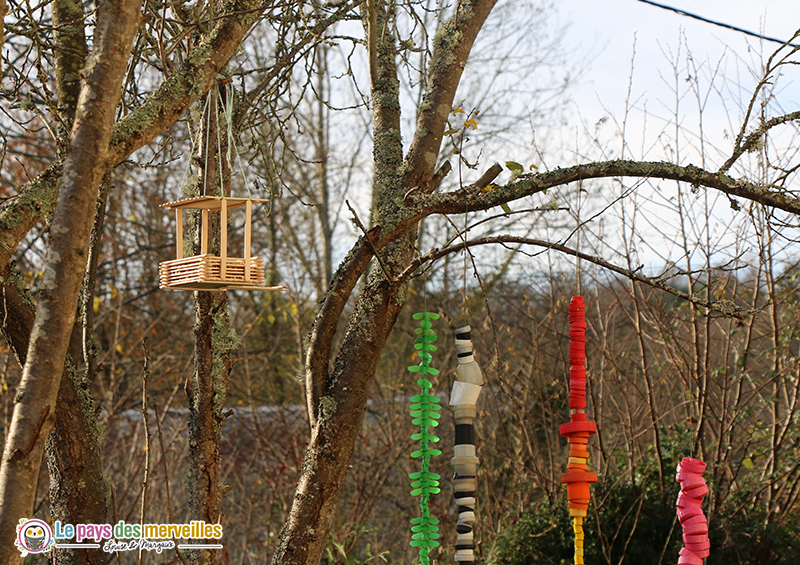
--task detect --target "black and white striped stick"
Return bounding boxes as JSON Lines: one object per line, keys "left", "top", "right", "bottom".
{"left": 449, "top": 326, "right": 483, "bottom": 564}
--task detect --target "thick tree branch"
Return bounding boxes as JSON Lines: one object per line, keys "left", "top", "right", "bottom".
{"left": 52, "top": 0, "right": 89, "bottom": 127}
{"left": 416, "top": 159, "right": 800, "bottom": 217}
{"left": 304, "top": 237, "right": 376, "bottom": 424}
{"left": 402, "top": 0, "right": 499, "bottom": 191}
{"left": 364, "top": 0, "right": 402, "bottom": 219}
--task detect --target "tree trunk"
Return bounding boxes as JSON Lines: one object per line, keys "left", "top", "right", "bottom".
{"left": 187, "top": 83, "right": 235, "bottom": 565}
{"left": 0, "top": 264, "right": 110, "bottom": 565}
{"left": 0, "top": 0, "right": 142, "bottom": 561}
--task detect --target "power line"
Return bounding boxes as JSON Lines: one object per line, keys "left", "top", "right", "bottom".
{"left": 634, "top": 0, "right": 799, "bottom": 48}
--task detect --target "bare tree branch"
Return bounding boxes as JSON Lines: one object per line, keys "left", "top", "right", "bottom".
{"left": 720, "top": 110, "right": 800, "bottom": 174}
{"left": 396, "top": 235, "right": 750, "bottom": 317}
{"left": 415, "top": 159, "right": 800, "bottom": 217}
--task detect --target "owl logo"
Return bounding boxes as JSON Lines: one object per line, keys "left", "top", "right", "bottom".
{"left": 15, "top": 518, "right": 54, "bottom": 556}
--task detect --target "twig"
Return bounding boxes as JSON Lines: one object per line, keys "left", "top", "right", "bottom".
{"left": 397, "top": 235, "right": 751, "bottom": 318}
{"left": 139, "top": 338, "right": 151, "bottom": 565}
{"left": 431, "top": 160, "right": 452, "bottom": 189}
{"left": 153, "top": 399, "right": 189, "bottom": 565}
{"left": 470, "top": 162, "right": 502, "bottom": 191}
{"left": 345, "top": 200, "right": 395, "bottom": 284}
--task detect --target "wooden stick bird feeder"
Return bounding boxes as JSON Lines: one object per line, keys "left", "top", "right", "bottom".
{"left": 159, "top": 195, "right": 284, "bottom": 291}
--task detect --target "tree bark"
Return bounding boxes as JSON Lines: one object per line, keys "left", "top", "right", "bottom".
{"left": 0, "top": 0, "right": 7, "bottom": 75}
{"left": 0, "top": 0, "right": 142, "bottom": 561}
{"left": 0, "top": 265, "right": 109, "bottom": 565}
{"left": 52, "top": 0, "right": 89, "bottom": 128}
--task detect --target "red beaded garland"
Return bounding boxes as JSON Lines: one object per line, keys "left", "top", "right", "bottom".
{"left": 561, "top": 297, "right": 597, "bottom": 565}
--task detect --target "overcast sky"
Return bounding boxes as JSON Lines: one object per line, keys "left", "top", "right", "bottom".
{"left": 564, "top": 0, "right": 800, "bottom": 132}
{"left": 533, "top": 1, "right": 800, "bottom": 274}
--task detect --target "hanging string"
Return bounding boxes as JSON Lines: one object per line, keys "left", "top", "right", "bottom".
{"left": 449, "top": 173, "right": 484, "bottom": 565}
{"left": 218, "top": 80, "right": 253, "bottom": 198}
{"left": 575, "top": 179, "right": 582, "bottom": 296}
{"left": 462, "top": 202, "right": 468, "bottom": 311}
{"left": 202, "top": 89, "right": 213, "bottom": 198}
{"left": 224, "top": 81, "right": 234, "bottom": 167}
{"left": 176, "top": 93, "right": 212, "bottom": 197}
{"left": 214, "top": 84, "right": 225, "bottom": 197}
{"left": 176, "top": 81, "right": 252, "bottom": 200}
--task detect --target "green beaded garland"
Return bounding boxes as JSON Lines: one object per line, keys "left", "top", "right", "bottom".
{"left": 408, "top": 312, "right": 442, "bottom": 565}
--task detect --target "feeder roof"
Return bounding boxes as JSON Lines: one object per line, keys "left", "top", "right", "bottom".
{"left": 160, "top": 195, "right": 270, "bottom": 210}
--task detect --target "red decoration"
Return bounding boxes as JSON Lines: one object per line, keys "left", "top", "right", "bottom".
{"left": 560, "top": 296, "right": 597, "bottom": 564}
{"left": 675, "top": 458, "right": 710, "bottom": 563}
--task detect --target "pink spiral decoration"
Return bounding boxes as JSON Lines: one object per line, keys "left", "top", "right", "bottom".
{"left": 675, "top": 458, "right": 710, "bottom": 564}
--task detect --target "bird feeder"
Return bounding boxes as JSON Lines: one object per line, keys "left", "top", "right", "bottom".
{"left": 159, "top": 195, "right": 283, "bottom": 291}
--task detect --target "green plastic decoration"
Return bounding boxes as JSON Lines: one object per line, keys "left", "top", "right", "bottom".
{"left": 408, "top": 312, "right": 442, "bottom": 565}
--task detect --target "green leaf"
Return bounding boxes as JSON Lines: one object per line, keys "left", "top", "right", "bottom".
{"left": 501, "top": 202, "right": 512, "bottom": 214}
{"left": 505, "top": 161, "right": 524, "bottom": 174}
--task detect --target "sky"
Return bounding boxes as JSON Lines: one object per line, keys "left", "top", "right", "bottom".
{"left": 533, "top": 1, "right": 800, "bottom": 277}
{"left": 563, "top": 0, "right": 800, "bottom": 138}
